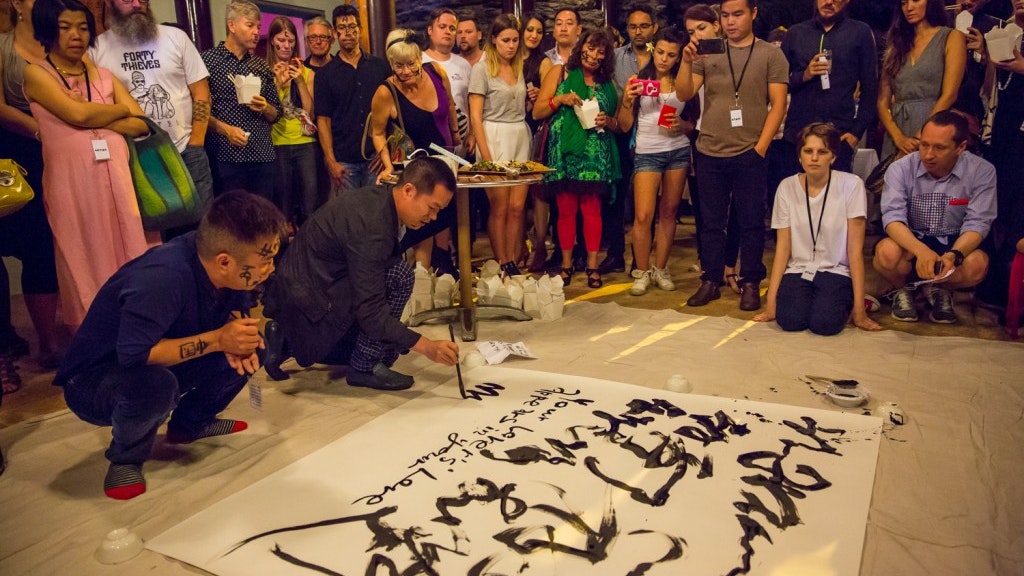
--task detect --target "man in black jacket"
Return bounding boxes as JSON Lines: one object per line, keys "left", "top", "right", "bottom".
{"left": 262, "top": 157, "right": 460, "bottom": 389}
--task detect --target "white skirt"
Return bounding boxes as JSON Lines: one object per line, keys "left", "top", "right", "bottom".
{"left": 478, "top": 120, "right": 532, "bottom": 162}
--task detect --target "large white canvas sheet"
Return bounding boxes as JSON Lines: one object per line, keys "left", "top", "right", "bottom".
{"left": 148, "top": 367, "right": 881, "bottom": 575}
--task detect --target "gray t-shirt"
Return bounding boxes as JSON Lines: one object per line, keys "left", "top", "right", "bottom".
{"left": 692, "top": 38, "right": 788, "bottom": 157}
{"left": 468, "top": 61, "right": 526, "bottom": 123}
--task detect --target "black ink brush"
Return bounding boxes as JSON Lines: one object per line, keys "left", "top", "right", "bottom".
{"left": 449, "top": 324, "right": 467, "bottom": 399}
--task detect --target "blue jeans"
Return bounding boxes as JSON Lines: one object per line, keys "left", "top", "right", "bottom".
{"left": 63, "top": 355, "right": 252, "bottom": 465}
{"left": 181, "top": 145, "right": 214, "bottom": 209}
{"left": 331, "top": 161, "right": 372, "bottom": 196}
{"left": 274, "top": 143, "right": 319, "bottom": 224}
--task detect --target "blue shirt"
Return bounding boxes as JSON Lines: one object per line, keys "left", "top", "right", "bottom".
{"left": 881, "top": 150, "right": 997, "bottom": 239}
{"left": 55, "top": 233, "right": 254, "bottom": 385}
{"left": 781, "top": 12, "right": 878, "bottom": 144}
{"left": 612, "top": 44, "right": 642, "bottom": 98}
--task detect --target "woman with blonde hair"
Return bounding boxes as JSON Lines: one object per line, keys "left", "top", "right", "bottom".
{"left": 265, "top": 16, "right": 317, "bottom": 226}
{"left": 469, "top": 14, "right": 533, "bottom": 278}
{"left": 370, "top": 29, "right": 460, "bottom": 274}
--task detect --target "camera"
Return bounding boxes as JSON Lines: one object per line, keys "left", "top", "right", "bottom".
{"left": 697, "top": 38, "right": 726, "bottom": 55}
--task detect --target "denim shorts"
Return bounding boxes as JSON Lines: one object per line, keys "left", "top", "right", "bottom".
{"left": 633, "top": 146, "right": 691, "bottom": 173}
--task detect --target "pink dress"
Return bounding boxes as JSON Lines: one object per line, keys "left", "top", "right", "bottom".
{"left": 27, "top": 64, "right": 157, "bottom": 328}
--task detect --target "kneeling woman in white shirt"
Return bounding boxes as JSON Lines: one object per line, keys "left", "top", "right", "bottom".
{"left": 754, "top": 123, "right": 880, "bottom": 334}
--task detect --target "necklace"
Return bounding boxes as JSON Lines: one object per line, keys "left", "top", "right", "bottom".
{"left": 998, "top": 71, "right": 1013, "bottom": 91}
{"left": 48, "top": 57, "right": 85, "bottom": 76}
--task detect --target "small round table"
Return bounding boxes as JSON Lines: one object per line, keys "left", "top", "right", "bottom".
{"left": 383, "top": 172, "right": 544, "bottom": 340}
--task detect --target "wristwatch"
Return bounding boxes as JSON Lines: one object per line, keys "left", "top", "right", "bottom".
{"left": 946, "top": 249, "right": 965, "bottom": 267}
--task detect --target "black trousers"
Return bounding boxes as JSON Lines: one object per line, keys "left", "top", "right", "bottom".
{"left": 694, "top": 149, "right": 768, "bottom": 284}
{"left": 776, "top": 271, "right": 853, "bottom": 336}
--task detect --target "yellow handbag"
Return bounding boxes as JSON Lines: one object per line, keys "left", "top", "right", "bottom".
{"left": 0, "top": 159, "right": 34, "bottom": 218}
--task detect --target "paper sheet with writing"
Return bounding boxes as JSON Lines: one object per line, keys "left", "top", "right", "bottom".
{"left": 148, "top": 367, "right": 881, "bottom": 576}
{"left": 476, "top": 341, "right": 537, "bottom": 365}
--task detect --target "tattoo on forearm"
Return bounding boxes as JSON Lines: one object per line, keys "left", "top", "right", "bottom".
{"left": 179, "top": 338, "right": 209, "bottom": 359}
{"left": 193, "top": 99, "right": 210, "bottom": 123}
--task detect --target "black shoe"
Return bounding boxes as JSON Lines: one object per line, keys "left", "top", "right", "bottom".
{"left": 598, "top": 254, "right": 626, "bottom": 274}
{"left": 347, "top": 362, "right": 414, "bottom": 391}
{"left": 686, "top": 280, "right": 721, "bottom": 307}
{"left": 739, "top": 282, "right": 762, "bottom": 311}
{"left": 263, "top": 320, "right": 290, "bottom": 381}
{"left": 501, "top": 261, "right": 522, "bottom": 278}
{"left": 432, "top": 246, "right": 459, "bottom": 280}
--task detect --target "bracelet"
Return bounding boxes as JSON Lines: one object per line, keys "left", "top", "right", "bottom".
{"left": 549, "top": 97, "right": 557, "bottom": 110}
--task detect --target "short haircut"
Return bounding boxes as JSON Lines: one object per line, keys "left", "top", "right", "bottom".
{"left": 225, "top": 0, "right": 260, "bottom": 25}
{"left": 925, "top": 110, "right": 970, "bottom": 145}
{"left": 566, "top": 27, "right": 617, "bottom": 83}
{"left": 555, "top": 8, "right": 582, "bottom": 25}
{"left": 304, "top": 16, "right": 331, "bottom": 35}
{"left": 767, "top": 26, "right": 788, "bottom": 44}
{"left": 683, "top": 4, "right": 719, "bottom": 26}
{"left": 428, "top": 7, "right": 457, "bottom": 28}
{"left": 196, "top": 192, "right": 288, "bottom": 260}
{"left": 385, "top": 29, "right": 422, "bottom": 65}
{"left": 721, "top": 0, "right": 758, "bottom": 10}
{"left": 332, "top": 4, "right": 360, "bottom": 27}
{"left": 624, "top": 2, "right": 657, "bottom": 25}
{"left": 457, "top": 11, "right": 480, "bottom": 31}
{"left": 398, "top": 157, "right": 457, "bottom": 198}
{"left": 33, "top": 0, "right": 97, "bottom": 51}
{"left": 796, "top": 122, "right": 841, "bottom": 155}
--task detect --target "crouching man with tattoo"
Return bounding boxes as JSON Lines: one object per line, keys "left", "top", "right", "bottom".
{"left": 55, "top": 192, "right": 287, "bottom": 500}
{"left": 261, "top": 156, "right": 460, "bottom": 389}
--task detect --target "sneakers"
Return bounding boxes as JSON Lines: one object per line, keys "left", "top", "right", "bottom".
{"left": 651, "top": 267, "right": 676, "bottom": 291}
{"left": 926, "top": 287, "right": 957, "bottom": 324}
{"left": 889, "top": 288, "right": 919, "bottom": 322}
{"left": 629, "top": 269, "right": 651, "bottom": 296}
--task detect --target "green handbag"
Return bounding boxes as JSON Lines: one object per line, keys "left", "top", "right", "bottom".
{"left": 124, "top": 116, "right": 201, "bottom": 231}
{"left": 0, "top": 159, "right": 34, "bottom": 218}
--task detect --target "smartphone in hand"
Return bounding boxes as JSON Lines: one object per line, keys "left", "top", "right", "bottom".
{"left": 697, "top": 38, "right": 726, "bottom": 55}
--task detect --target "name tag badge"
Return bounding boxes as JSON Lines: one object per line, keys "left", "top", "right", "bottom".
{"left": 729, "top": 104, "right": 743, "bottom": 128}
{"left": 92, "top": 139, "right": 110, "bottom": 161}
{"left": 801, "top": 261, "right": 819, "bottom": 282}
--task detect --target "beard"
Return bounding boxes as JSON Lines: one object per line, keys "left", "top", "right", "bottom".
{"left": 109, "top": 9, "right": 159, "bottom": 43}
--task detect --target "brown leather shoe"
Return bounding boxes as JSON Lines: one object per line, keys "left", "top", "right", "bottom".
{"left": 686, "top": 280, "right": 721, "bottom": 306}
{"left": 739, "top": 282, "right": 762, "bottom": 311}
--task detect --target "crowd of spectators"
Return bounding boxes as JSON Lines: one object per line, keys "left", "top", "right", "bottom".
{"left": 2, "top": 0, "right": 1024, "bottom": 401}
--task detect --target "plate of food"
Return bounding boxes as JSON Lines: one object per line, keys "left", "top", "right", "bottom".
{"left": 458, "top": 160, "right": 554, "bottom": 176}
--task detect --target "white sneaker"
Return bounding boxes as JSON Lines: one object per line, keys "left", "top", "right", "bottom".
{"left": 629, "top": 269, "right": 651, "bottom": 296}
{"left": 651, "top": 266, "right": 676, "bottom": 291}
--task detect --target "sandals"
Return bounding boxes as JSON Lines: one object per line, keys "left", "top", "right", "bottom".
{"left": 0, "top": 355, "right": 21, "bottom": 394}
{"left": 560, "top": 267, "right": 574, "bottom": 287}
{"left": 724, "top": 273, "right": 741, "bottom": 294}
{"left": 586, "top": 268, "right": 603, "bottom": 289}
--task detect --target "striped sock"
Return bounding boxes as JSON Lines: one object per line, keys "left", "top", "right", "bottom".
{"left": 166, "top": 419, "right": 248, "bottom": 445}
{"left": 104, "top": 463, "right": 145, "bottom": 500}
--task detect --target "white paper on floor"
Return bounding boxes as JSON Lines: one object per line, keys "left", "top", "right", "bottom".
{"left": 147, "top": 367, "right": 881, "bottom": 576}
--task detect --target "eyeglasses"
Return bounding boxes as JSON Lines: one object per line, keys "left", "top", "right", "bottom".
{"left": 627, "top": 23, "right": 653, "bottom": 32}
{"left": 392, "top": 62, "right": 419, "bottom": 72}
{"left": 336, "top": 24, "right": 359, "bottom": 34}
{"left": 306, "top": 34, "right": 332, "bottom": 42}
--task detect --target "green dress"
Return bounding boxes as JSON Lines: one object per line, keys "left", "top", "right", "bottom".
{"left": 545, "top": 68, "right": 621, "bottom": 190}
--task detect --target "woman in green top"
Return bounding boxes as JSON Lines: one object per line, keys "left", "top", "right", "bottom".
{"left": 534, "top": 28, "right": 622, "bottom": 289}
{"left": 266, "top": 16, "right": 317, "bottom": 227}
